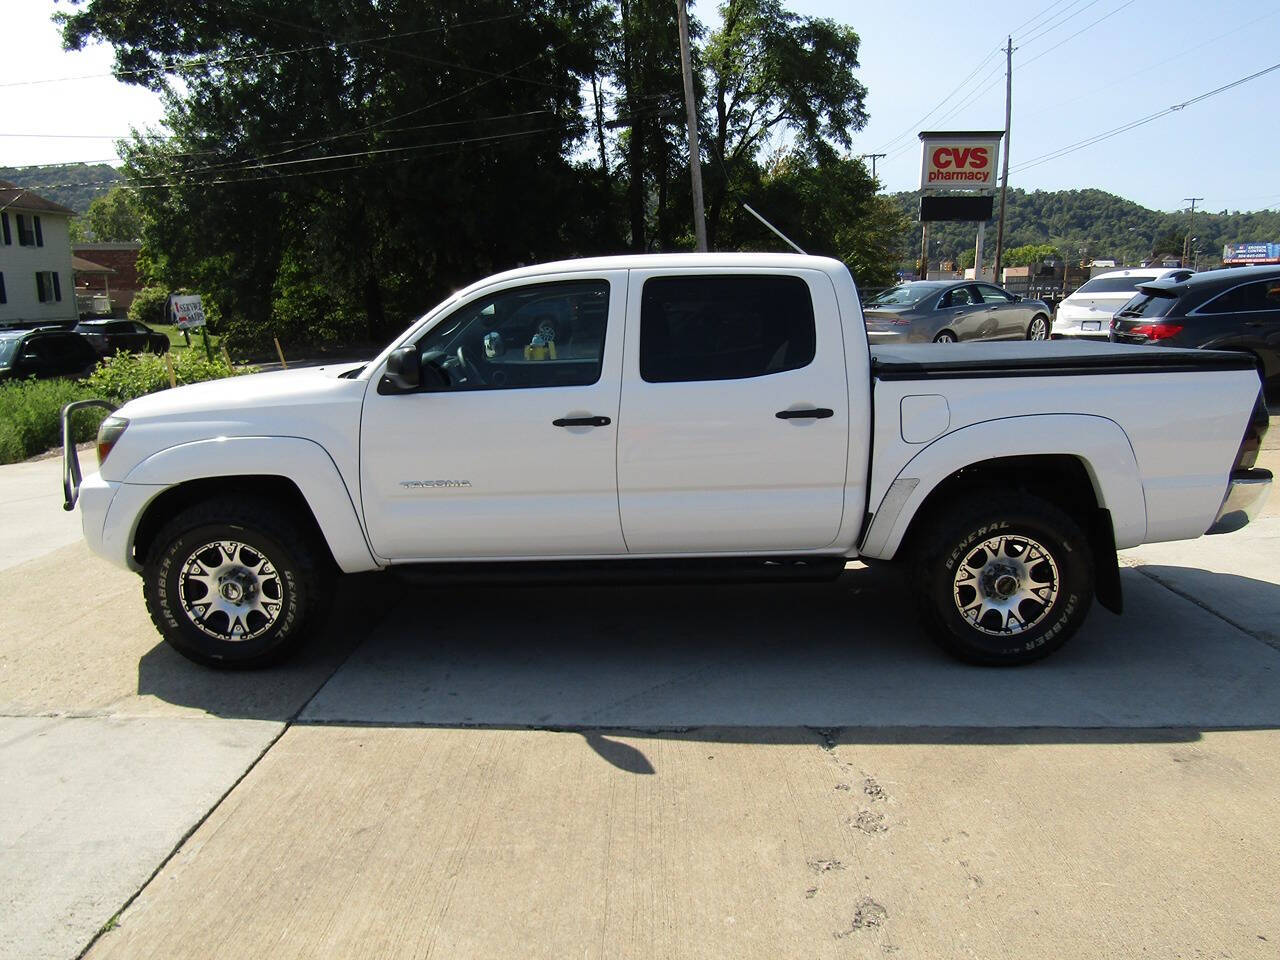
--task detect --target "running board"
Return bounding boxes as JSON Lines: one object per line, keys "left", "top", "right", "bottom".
{"left": 392, "top": 555, "right": 850, "bottom": 587}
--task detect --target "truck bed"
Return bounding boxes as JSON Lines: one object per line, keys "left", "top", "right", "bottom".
{"left": 869, "top": 341, "right": 1258, "bottom": 380}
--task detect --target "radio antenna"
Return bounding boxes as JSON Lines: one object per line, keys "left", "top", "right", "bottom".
{"left": 741, "top": 202, "right": 807, "bottom": 255}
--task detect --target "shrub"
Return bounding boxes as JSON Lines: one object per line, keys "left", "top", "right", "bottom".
{"left": 0, "top": 349, "right": 258, "bottom": 464}
{"left": 0, "top": 378, "right": 108, "bottom": 464}
{"left": 84, "top": 348, "right": 256, "bottom": 406}
{"left": 128, "top": 285, "right": 170, "bottom": 327}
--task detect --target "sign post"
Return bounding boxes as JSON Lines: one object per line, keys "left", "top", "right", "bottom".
{"left": 171, "top": 294, "right": 213, "bottom": 361}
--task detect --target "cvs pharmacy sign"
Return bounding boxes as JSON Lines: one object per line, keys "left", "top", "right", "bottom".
{"left": 919, "top": 131, "right": 1003, "bottom": 194}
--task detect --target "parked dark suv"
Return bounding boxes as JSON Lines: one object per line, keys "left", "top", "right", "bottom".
{"left": 1110, "top": 266, "right": 1280, "bottom": 392}
{"left": 74, "top": 319, "right": 170, "bottom": 357}
{"left": 0, "top": 328, "right": 99, "bottom": 381}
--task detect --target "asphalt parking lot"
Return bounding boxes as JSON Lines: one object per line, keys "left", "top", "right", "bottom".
{"left": 2, "top": 429, "right": 1278, "bottom": 960}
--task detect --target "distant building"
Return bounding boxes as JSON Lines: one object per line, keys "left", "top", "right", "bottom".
{"left": 0, "top": 180, "right": 77, "bottom": 327}
{"left": 73, "top": 241, "right": 142, "bottom": 316}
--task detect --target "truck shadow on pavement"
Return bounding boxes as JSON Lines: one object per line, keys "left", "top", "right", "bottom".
{"left": 136, "top": 561, "right": 1280, "bottom": 769}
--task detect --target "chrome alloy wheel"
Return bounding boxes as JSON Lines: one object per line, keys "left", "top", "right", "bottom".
{"left": 177, "top": 540, "right": 284, "bottom": 641}
{"left": 951, "top": 534, "right": 1060, "bottom": 637}
{"left": 1028, "top": 316, "right": 1049, "bottom": 340}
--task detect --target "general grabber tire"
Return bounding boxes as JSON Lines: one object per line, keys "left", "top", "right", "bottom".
{"left": 914, "top": 491, "right": 1095, "bottom": 666}
{"left": 143, "top": 496, "right": 329, "bottom": 668}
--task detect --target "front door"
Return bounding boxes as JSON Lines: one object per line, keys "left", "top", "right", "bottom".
{"left": 975, "top": 283, "right": 1023, "bottom": 338}
{"left": 616, "top": 269, "right": 850, "bottom": 554}
{"left": 360, "top": 272, "right": 628, "bottom": 560}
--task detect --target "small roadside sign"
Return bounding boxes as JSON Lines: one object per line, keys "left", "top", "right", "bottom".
{"left": 172, "top": 294, "right": 206, "bottom": 330}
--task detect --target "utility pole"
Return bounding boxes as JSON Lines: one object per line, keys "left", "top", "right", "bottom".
{"left": 991, "top": 35, "right": 1014, "bottom": 285}
{"left": 859, "top": 153, "right": 887, "bottom": 181}
{"left": 1181, "top": 196, "right": 1203, "bottom": 267}
{"left": 675, "top": 0, "right": 707, "bottom": 251}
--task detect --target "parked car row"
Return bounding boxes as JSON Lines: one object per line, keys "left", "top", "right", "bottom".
{"left": 863, "top": 265, "right": 1280, "bottom": 394}
{"left": 0, "top": 320, "right": 170, "bottom": 383}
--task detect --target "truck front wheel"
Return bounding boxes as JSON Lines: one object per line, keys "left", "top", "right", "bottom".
{"left": 142, "top": 497, "right": 326, "bottom": 668}
{"left": 914, "top": 492, "right": 1094, "bottom": 665}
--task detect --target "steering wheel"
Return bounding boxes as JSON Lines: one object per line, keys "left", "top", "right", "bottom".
{"left": 448, "top": 345, "right": 485, "bottom": 387}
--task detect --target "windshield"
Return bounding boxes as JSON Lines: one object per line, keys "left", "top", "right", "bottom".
{"left": 1117, "top": 291, "right": 1177, "bottom": 319}
{"left": 1073, "top": 276, "right": 1152, "bottom": 295}
{"left": 866, "top": 283, "right": 937, "bottom": 306}
{"left": 0, "top": 339, "right": 18, "bottom": 366}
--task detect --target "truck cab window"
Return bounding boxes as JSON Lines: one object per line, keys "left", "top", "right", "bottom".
{"left": 414, "top": 279, "right": 609, "bottom": 390}
{"left": 639, "top": 275, "right": 815, "bottom": 383}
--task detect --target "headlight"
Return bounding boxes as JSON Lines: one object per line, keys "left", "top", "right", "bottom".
{"left": 97, "top": 416, "right": 129, "bottom": 466}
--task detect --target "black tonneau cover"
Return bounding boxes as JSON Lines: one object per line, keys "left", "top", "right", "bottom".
{"left": 870, "top": 340, "right": 1257, "bottom": 381}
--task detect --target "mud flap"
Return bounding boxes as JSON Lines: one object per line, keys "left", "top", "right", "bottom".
{"left": 1090, "top": 508, "right": 1123, "bottom": 615}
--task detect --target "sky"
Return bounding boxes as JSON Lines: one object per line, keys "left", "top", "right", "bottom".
{"left": 2, "top": 0, "right": 1278, "bottom": 214}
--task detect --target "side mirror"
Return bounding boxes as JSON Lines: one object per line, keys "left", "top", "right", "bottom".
{"left": 381, "top": 344, "right": 421, "bottom": 393}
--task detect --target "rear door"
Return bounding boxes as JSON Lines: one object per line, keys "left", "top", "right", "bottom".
{"left": 1194, "top": 276, "right": 1280, "bottom": 385}
{"left": 616, "top": 269, "right": 849, "bottom": 553}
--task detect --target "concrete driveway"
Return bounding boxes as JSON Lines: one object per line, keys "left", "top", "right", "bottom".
{"left": 2, "top": 437, "right": 1278, "bottom": 960}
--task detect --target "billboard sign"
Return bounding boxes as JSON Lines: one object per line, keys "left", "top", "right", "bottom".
{"left": 919, "top": 130, "right": 1003, "bottom": 194}
{"left": 1222, "top": 242, "right": 1280, "bottom": 264}
{"left": 171, "top": 294, "right": 206, "bottom": 330}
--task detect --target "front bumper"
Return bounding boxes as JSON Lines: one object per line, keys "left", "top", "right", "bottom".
{"left": 1206, "top": 469, "right": 1273, "bottom": 534}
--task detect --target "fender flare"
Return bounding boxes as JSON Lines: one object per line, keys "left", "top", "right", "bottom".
{"left": 115, "top": 436, "right": 379, "bottom": 573}
{"left": 859, "top": 414, "right": 1147, "bottom": 560}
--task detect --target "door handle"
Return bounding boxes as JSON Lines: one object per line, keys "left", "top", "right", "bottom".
{"left": 553, "top": 415, "right": 611, "bottom": 427}
{"left": 776, "top": 408, "right": 834, "bottom": 420}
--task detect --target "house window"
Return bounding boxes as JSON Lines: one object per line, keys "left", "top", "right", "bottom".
{"left": 36, "top": 271, "right": 62, "bottom": 303}
{"left": 16, "top": 214, "right": 41, "bottom": 247}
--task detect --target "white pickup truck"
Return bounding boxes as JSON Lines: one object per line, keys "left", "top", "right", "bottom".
{"left": 63, "top": 254, "right": 1272, "bottom": 668}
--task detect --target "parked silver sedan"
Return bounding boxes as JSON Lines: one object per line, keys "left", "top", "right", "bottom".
{"left": 864, "top": 280, "right": 1052, "bottom": 343}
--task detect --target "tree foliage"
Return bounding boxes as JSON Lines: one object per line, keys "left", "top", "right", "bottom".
{"left": 896, "top": 188, "right": 1280, "bottom": 269}
{"left": 56, "top": 0, "right": 886, "bottom": 350}
{"left": 69, "top": 185, "right": 146, "bottom": 242}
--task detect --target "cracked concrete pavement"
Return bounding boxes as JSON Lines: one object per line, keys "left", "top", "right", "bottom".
{"left": 1, "top": 429, "right": 1277, "bottom": 960}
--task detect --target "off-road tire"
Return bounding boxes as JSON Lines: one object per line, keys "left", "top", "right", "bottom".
{"left": 143, "top": 496, "right": 328, "bottom": 668}
{"left": 914, "top": 491, "right": 1094, "bottom": 665}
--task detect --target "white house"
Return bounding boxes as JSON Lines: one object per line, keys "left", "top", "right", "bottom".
{"left": 0, "top": 180, "right": 78, "bottom": 326}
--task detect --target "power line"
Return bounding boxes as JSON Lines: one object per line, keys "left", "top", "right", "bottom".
{"left": 1010, "top": 60, "right": 1280, "bottom": 174}
{"left": 871, "top": 47, "right": 1001, "bottom": 154}
{"left": 0, "top": 13, "right": 521, "bottom": 88}
{"left": 1008, "top": 0, "right": 1077, "bottom": 40}
{"left": 1018, "top": 0, "right": 1105, "bottom": 48}
{"left": 1020, "top": 0, "right": 1140, "bottom": 68}
{"left": 0, "top": 110, "right": 562, "bottom": 171}
{"left": 1031, "top": 8, "right": 1280, "bottom": 113}
{"left": 4, "top": 125, "right": 573, "bottom": 194}
{"left": 161, "top": 39, "right": 575, "bottom": 180}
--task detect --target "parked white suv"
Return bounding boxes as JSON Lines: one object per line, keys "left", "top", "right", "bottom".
{"left": 1054, "top": 268, "right": 1193, "bottom": 340}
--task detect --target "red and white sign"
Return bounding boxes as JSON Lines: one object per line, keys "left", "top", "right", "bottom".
{"left": 919, "top": 132, "right": 1002, "bottom": 194}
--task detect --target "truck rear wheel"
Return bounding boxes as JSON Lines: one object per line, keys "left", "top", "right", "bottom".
{"left": 142, "top": 497, "right": 326, "bottom": 668}
{"left": 914, "top": 492, "right": 1094, "bottom": 665}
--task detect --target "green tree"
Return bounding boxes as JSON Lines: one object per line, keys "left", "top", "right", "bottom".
{"left": 1004, "top": 243, "right": 1060, "bottom": 267}
{"left": 70, "top": 186, "right": 146, "bottom": 243}
{"left": 702, "top": 0, "right": 868, "bottom": 248}
{"left": 61, "top": 1, "right": 613, "bottom": 348}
